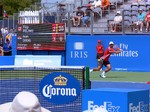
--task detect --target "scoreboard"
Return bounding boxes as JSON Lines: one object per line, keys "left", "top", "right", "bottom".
{"left": 17, "top": 23, "right": 65, "bottom": 50}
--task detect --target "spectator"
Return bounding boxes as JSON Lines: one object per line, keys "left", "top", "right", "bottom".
{"left": 0, "top": 46, "right": 3, "bottom": 56}
{"left": 57, "top": 4, "right": 67, "bottom": 23}
{"left": 0, "top": 30, "right": 2, "bottom": 46}
{"left": 145, "top": 8, "right": 150, "bottom": 32}
{"left": 133, "top": 9, "right": 145, "bottom": 32}
{"left": 1, "top": 27, "right": 8, "bottom": 37}
{"left": 109, "top": 11, "right": 122, "bottom": 32}
{"left": 131, "top": 0, "right": 145, "bottom": 4}
{"left": 3, "top": 38, "right": 12, "bottom": 56}
{"left": 72, "top": 7, "right": 84, "bottom": 27}
{"left": 91, "top": 0, "right": 102, "bottom": 8}
{"left": 101, "top": 0, "right": 110, "bottom": 15}
{"left": 0, "top": 91, "right": 51, "bottom": 112}
{"left": 81, "top": 6, "right": 94, "bottom": 27}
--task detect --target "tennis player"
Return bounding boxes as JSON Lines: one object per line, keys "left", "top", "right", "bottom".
{"left": 92, "top": 40, "right": 104, "bottom": 71}
{"left": 99, "top": 41, "right": 122, "bottom": 78}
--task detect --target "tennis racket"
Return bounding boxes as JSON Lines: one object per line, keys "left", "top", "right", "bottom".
{"left": 113, "top": 44, "right": 123, "bottom": 51}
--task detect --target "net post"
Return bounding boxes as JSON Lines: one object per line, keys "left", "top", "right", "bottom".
{"left": 85, "top": 66, "right": 90, "bottom": 89}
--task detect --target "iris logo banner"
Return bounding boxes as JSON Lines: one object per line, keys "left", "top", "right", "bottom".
{"left": 39, "top": 72, "right": 81, "bottom": 104}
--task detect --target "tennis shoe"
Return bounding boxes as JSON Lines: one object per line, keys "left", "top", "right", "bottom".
{"left": 100, "top": 71, "right": 106, "bottom": 78}
{"left": 90, "top": 69, "right": 93, "bottom": 72}
{"left": 100, "top": 74, "right": 106, "bottom": 78}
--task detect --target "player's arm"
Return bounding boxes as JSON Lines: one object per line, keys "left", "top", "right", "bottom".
{"left": 109, "top": 48, "right": 122, "bottom": 54}
{"left": 114, "top": 50, "right": 122, "bottom": 54}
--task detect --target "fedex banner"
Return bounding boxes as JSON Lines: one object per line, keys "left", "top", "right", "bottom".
{"left": 82, "top": 88, "right": 149, "bottom": 112}
{"left": 66, "top": 35, "right": 150, "bottom": 72}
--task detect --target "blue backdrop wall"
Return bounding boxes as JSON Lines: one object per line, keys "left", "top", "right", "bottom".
{"left": 1, "top": 34, "right": 150, "bottom": 72}
{"left": 66, "top": 35, "right": 150, "bottom": 72}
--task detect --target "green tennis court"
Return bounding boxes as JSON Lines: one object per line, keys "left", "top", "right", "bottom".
{"left": 90, "top": 71, "right": 150, "bottom": 83}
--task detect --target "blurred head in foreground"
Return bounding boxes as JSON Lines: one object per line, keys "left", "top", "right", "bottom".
{"left": 0, "top": 91, "right": 51, "bottom": 112}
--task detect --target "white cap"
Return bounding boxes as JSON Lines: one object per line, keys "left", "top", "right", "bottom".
{"left": 0, "top": 91, "right": 51, "bottom": 112}
{"left": 117, "top": 11, "right": 121, "bottom": 14}
{"left": 109, "top": 41, "right": 114, "bottom": 45}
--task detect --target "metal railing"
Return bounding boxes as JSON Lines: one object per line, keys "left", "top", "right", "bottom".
{"left": 63, "top": 10, "right": 150, "bottom": 35}
{"left": 1, "top": 1, "right": 150, "bottom": 35}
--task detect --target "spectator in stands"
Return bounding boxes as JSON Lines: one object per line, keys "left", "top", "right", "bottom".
{"left": 131, "top": 0, "right": 145, "bottom": 4}
{"left": 72, "top": 7, "right": 84, "bottom": 27}
{"left": 145, "top": 8, "right": 150, "bottom": 32}
{"left": 0, "top": 46, "right": 3, "bottom": 56}
{"left": 109, "top": 11, "right": 122, "bottom": 32}
{"left": 3, "top": 38, "right": 12, "bottom": 56}
{"left": 100, "top": 0, "right": 110, "bottom": 16}
{"left": 91, "top": 0, "right": 102, "bottom": 8}
{"left": 133, "top": 9, "right": 145, "bottom": 32}
{"left": 81, "top": 6, "right": 94, "bottom": 27}
{"left": 1, "top": 27, "right": 8, "bottom": 37}
{"left": 57, "top": 4, "right": 67, "bottom": 23}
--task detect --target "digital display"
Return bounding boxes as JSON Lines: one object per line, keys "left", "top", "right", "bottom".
{"left": 17, "top": 23, "right": 65, "bottom": 50}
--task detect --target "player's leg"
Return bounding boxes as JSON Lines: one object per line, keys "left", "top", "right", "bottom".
{"left": 100, "top": 61, "right": 111, "bottom": 78}
{"left": 91, "top": 59, "right": 103, "bottom": 71}
{"left": 146, "top": 22, "right": 149, "bottom": 32}
{"left": 105, "top": 64, "right": 112, "bottom": 73}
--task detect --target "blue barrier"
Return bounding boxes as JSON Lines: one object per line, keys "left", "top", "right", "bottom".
{"left": 0, "top": 56, "right": 15, "bottom": 65}
{"left": 66, "top": 35, "right": 150, "bottom": 72}
{"left": 82, "top": 88, "right": 149, "bottom": 112}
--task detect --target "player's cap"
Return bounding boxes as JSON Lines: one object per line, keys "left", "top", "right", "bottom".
{"left": 98, "top": 40, "right": 101, "bottom": 43}
{"left": 139, "top": 9, "right": 142, "bottom": 11}
{"left": 109, "top": 41, "right": 114, "bottom": 45}
{"left": 0, "top": 91, "right": 51, "bottom": 112}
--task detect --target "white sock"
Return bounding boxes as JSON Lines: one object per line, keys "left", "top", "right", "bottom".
{"left": 102, "top": 71, "right": 105, "bottom": 75}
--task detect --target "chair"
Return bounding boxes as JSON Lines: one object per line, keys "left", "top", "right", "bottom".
{"left": 131, "top": 4, "right": 139, "bottom": 8}
{"left": 92, "top": 7, "right": 102, "bottom": 21}
{"left": 131, "top": 10, "right": 138, "bottom": 16}
{"left": 139, "top": 5, "right": 147, "bottom": 11}
{"left": 130, "top": 15, "right": 139, "bottom": 31}
{"left": 146, "top": 4, "right": 150, "bottom": 10}
{"left": 131, "top": 15, "right": 138, "bottom": 22}
{"left": 117, "top": 0, "right": 123, "bottom": 5}
{"left": 124, "top": 10, "right": 131, "bottom": 16}
{"left": 131, "top": 6, "right": 139, "bottom": 10}
{"left": 124, "top": 20, "right": 131, "bottom": 32}
{"left": 124, "top": 15, "right": 131, "bottom": 21}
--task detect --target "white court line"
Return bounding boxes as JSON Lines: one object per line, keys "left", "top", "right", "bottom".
{"left": 92, "top": 80, "right": 147, "bottom": 84}
{"left": 45, "top": 103, "right": 81, "bottom": 109}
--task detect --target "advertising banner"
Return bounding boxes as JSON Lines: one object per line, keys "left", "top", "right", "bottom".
{"left": 82, "top": 88, "right": 149, "bottom": 112}
{"left": 15, "top": 55, "right": 61, "bottom": 67}
{"left": 66, "top": 35, "right": 150, "bottom": 72}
